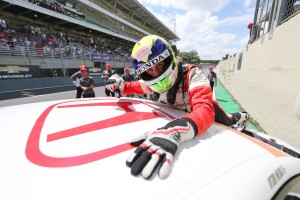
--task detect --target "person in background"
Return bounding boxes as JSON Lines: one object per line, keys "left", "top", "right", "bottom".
{"left": 247, "top": 22, "right": 253, "bottom": 44}
{"left": 122, "top": 67, "right": 134, "bottom": 82}
{"left": 79, "top": 65, "right": 95, "bottom": 98}
{"left": 106, "top": 35, "right": 249, "bottom": 180}
{"left": 207, "top": 65, "right": 217, "bottom": 92}
{"left": 71, "top": 65, "right": 84, "bottom": 98}
{"left": 133, "top": 74, "right": 148, "bottom": 99}
{"left": 101, "top": 63, "right": 116, "bottom": 97}
{"left": 122, "top": 67, "right": 135, "bottom": 97}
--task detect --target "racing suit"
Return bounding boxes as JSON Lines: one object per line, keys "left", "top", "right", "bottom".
{"left": 120, "top": 65, "right": 238, "bottom": 135}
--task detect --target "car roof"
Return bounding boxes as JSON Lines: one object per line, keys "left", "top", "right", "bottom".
{"left": 1, "top": 98, "right": 300, "bottom": 199}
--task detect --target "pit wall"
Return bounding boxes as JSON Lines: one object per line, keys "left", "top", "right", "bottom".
{"left": 216, "top": 14, "right": 300, "bottom": 149}
{"left": 0, "top": 57, "right": 131, "bottom": 93}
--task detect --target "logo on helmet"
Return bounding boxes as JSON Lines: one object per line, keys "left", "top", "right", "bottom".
{"left": 135, "top": 45, "right": 152, "bottom": 62}
{"left": 136, "top": 49, "right": 170, "bottom": 75}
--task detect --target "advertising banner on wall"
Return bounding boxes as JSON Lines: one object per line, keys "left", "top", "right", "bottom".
{"left": 88, "top": 67, "right": 102, "bottom": 76}
{"left": 91, "top": 53, "right": 112, "bottom": 61}
{"left": 0, "top": 65, "right": 41, "bottom": 79}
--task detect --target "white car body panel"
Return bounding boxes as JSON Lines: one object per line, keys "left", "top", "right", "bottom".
{"left": 0, "top": 97, "right": 299, "bottom": 200}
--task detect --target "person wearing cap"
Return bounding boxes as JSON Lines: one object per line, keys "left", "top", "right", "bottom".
{"left": 247, "top": 22, "right": 253, "bottom": 44}
{"left": 207, "top": 65, "right": 217, "bottom": 92}
{"left": 79, "top": 65, "right": 95, "bottom": 98}
{"left": 247, "top": 22, "right": 253, "bottom": 29}
{"left": 105, "top": 35, "right": 250, "bottom": 180}
{"left": 101, "top": 63, "right": 116, "bottom": 97}
{"left": 71, "top": 65, "right": 85, "bottom": 98}
{"left": 122, "top": 67, "right": 134, "bottom": 97}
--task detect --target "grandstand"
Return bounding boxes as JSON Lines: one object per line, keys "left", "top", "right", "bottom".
{"left": 0, "top": 0, "right": 179, "bottom": 94}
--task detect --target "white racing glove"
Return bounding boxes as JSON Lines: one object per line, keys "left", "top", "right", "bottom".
{"left": 105, "top": 74, "right": 124, "bottom": 92}
{"left": 126, "top": 118, "right": 197, "bottom": 179}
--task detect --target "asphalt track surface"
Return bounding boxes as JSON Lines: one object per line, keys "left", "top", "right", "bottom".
{"left": 0, "top": 86, "right": 108, "bottom": 107}
{"left": 0, "top": 85, "right": 76, "bottom": 101}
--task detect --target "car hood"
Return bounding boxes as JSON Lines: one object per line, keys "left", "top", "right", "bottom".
{"left": 1, "top": 97, "right": 299, "bottom": 200}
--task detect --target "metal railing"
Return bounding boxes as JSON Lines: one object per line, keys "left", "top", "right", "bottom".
{"left": 0, "top": 38, "right": 131, "bottom": 63}
{"left": 250, "top": 0, "right": 300, "bottom": 43}
{"left": 281, "top": 0, "right": 300, "bottom": 21}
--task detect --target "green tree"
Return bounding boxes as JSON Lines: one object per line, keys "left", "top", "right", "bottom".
{"left": 179, "top": 50, "right": 220, "bottom": 64}
{"left": 180, "top": 52, "right": 189, "bottom": 63}
{"left": 179, "top": 50, "right": 201, "bottom": 63}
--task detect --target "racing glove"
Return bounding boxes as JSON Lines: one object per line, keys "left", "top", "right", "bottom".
{"left": 105, "top": 74, "right": 124, "bottom": 92}
{"left": 126, "top": 118, "right": 197, "bottom": 179}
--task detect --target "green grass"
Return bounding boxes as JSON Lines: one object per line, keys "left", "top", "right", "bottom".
{"left": 215, "top": 80, "right": 265, "bottom": 133}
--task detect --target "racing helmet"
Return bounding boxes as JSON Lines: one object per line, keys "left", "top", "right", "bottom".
{"left": 131, "top": 35, "right": 178, "bottom": 93}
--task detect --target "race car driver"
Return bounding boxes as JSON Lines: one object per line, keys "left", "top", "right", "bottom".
{"left": 106, "top": 35, "right": 249, "bottom": 179}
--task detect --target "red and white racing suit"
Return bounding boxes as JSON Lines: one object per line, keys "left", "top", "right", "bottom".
{"left": 121, "top": 65, "right": 236, "bottom": 135}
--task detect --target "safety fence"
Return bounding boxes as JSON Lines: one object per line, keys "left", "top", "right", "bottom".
{"left": 250, "top": 0, "right": 300, "bottom": 43}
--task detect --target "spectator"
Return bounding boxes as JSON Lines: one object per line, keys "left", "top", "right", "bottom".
{"left": 71, "top": 65, "right": 84, "bottom": 98}
{"left": 207, "top": 65, "right": 217, "bottom": 92}
{"left": 101, "top": 63, "right": 116, "bottom": 97}
{"left": 122, "top": 67, "right": 135, "bottom": 97}
{"left": 247, "top": 22, "right": 253, "bottom": 44}
{"left": 79, "top": 65, "right": 95, "bottom": 98}
{"left": 7, "top": 35, "right": 16, "bottom": 55}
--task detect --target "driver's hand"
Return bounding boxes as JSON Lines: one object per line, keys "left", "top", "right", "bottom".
{"left": 126, "top": 118, "right": 197, "bottom": 179}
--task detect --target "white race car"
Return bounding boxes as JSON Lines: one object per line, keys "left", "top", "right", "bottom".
{"left": 1, "top": 97, "right": 299, "bottom": 200}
